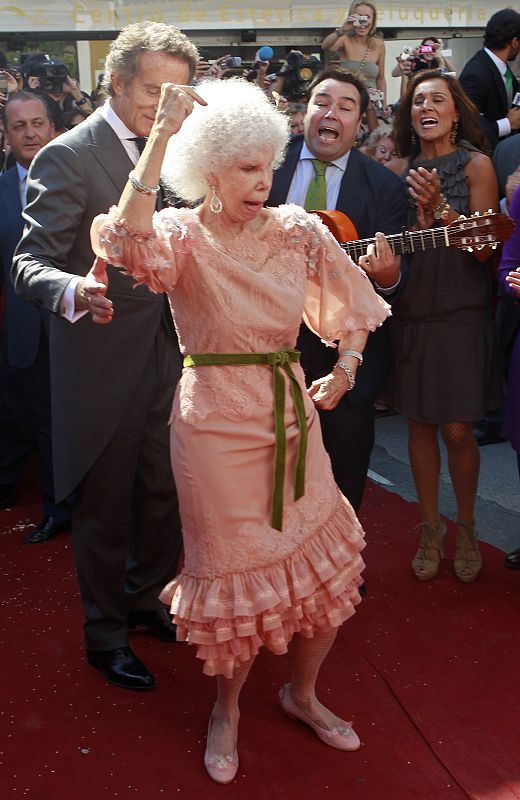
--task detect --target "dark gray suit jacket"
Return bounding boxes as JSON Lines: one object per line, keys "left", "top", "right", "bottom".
{"left": 268, "top": 137, "right": 407, "bottom": 405}
{"left": 0, "top": 166, "right": 44, "bottom": 368}
{"left": 12, "top": 112, "right": 175, "bottom": 500}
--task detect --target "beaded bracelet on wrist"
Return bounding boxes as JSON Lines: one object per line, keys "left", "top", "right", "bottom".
{"left": 129, "top": 170, "right": 160, "bottom": 196}
{"left": 334, "top": 360, "right": 356, "bottom": 390}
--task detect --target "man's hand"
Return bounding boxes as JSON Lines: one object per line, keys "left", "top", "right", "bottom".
{"left": 506, "top": 266, "right": 520, "bottom": 298}
{"left": 74, "top": 257, "right": 113, "bottom": 324}
{"left": 358, "top": 231, "right": 400, "bottom": 288}
{"left": 507, "top": 106, "right": 520, "bottom": 131}
{"left": 505, "top": 166, "right": 520, "bottom": 208}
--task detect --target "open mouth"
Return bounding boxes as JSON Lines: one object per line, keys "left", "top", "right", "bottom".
{"left": 420, "top": 117, "right": 438, "bottom": 129}
{"left": 317, "top": 125, "right": 339, "bottom": 140}
{"left": 244, "top": 201, "right": 263, "bottom": 212}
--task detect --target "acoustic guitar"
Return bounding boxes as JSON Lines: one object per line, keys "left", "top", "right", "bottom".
{"left": 314, "top": 209, "right": 515, "bottom": 258}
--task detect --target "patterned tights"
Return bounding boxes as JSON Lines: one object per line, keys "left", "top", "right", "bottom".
{"left": 206, "top": 627, "right": 348, "bottom": 757}
{"left": 407, "top": 418, "right": 480, "bottom": 525}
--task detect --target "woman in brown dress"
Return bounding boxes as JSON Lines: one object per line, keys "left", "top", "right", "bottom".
{"left": 386, "top": 70, "right": 501, "bottom": 583}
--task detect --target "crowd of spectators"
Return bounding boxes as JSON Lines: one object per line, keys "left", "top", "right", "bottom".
{"left": 0, "top": 6, "right": 520, "bottom": 568}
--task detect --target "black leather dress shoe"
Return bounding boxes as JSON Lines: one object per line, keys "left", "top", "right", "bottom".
{"left": 505, "top": 546, "right": 520, "bottom": 569}
{"left": 86, "top": 646, "right": 155, "bottom": 690}
{"left": 23, "top": 516, "right": 70, "bottom": 544}
{"left": 128, "top": 607, "right": 177, "bottom": 642}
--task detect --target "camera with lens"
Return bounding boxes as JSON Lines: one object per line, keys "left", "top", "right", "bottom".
{"left": 21, "top": 54, "right": 69, "bottom": 93}
{"left": 349, "top": 13, "right": 369, "bottom": 27}
{"left": 280, "top": 51, "right": 321, "bottom": 101}
{"left": 222, "top": 56, "right": 242, "bottom": 69}
{"left": 409, "top": 54, "right": 439, "bottom": 74}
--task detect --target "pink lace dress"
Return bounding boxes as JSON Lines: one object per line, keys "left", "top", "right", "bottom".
{"left": 92, "top": 203, "right": 390, "bottom": 678}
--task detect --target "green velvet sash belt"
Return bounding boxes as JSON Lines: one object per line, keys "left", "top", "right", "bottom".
{"left": 183, "top": 349, "right": 308, "bottom": 531}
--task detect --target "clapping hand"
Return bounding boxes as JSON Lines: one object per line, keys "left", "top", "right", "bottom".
{"left": 406, "top": 166, "right": 442, "bottom": 229}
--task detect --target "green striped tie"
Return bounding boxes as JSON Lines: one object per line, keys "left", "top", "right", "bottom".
{"left": 505, "top": 66, "right": 514, "bottom": 104}
{"left": 304, "top": 159, "right": 330, "bottom": 211}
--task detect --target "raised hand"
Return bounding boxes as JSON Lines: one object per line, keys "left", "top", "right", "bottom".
{"left": 153, "top": 82, "right": 207, "bottom": 136}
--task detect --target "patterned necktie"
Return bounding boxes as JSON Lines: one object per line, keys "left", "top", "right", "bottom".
{"left": 130, "top": 136, "right": 147, "bottom": 156}
{"left": 505, "top": 66, "right": 514, "bottom": 105}
{"left": 304, "top": 159, "right": 330, "bottom": 211}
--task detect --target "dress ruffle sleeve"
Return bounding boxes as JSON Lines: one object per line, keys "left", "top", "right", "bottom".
{"left": 90, "top": 206, "right": 188, "bottom": 293}
{"left": 293, "top": 208, "right": 391, "bottom": 345}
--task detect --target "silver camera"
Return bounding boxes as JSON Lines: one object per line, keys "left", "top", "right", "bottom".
{"left": 353, "top": 14, "right": 369, "bottom": 26}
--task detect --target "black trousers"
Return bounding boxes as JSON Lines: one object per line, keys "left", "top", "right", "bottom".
{"left": 72, "top": 323, "right": 183, "bottom": 651}
{"left": 317, "top": 399, "right": 375, "bottom": 514}
{"left": 0, "top": 329, "right": 73, "bottom": 522}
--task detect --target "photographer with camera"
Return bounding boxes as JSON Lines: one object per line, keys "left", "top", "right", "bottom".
{"left": 267, "top": 50, "right": 322, "bottom": 103}
{"left": 393, "top": 37, "right": 456, "bottom": 100}
{"left": 20, "top": 54, "right": 93, "bottom": 130}
{"left": 322, "top": 1, "right": 388, "bottom": 130}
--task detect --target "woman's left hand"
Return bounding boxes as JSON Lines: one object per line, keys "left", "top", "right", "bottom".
{"left": 506, "top": 266, "right": 520, "bottom": 298}
{"left": 308, "top": 369, "right": 351, "bottom": 410}
{"left": 406, "top": 166, "right": 442, "bottom": 229}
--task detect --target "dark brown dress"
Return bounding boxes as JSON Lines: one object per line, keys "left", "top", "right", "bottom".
{"left": 383, "top": 144, "right": 502, "bottom": 424}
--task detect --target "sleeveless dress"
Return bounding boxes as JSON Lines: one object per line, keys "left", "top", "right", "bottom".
{"left": 383, "top": 144, "right": 502, "bottom": 424}
{"left": 93, "top": 203, "right": 390, "bottom": 678}
{"left": 340, "top": 58, "right": 379, "bottom": 90}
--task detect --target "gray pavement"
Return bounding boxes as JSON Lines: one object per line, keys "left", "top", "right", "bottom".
{"left": 369, "top": 412, "right": 520, "bottom": 553}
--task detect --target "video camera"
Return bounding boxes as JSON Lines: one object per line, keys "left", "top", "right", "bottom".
{"left": 279, "top": 51, "right": 321, "bottom": 101}
{"left": 21, "top": 54, "right": 68, "bottom": 93}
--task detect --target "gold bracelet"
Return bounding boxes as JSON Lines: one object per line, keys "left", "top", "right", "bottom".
{"left": 129, "top": 170, "right": 160, "bottom": 196}
{"left": 432, "top": 194, "right": 451, "bottom": 220}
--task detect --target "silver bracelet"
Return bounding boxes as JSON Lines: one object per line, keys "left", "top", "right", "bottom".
{"left": 340, "top": 349, "right": 363, "bottom": 365}
{"left": 129, "top": 170, "right": 160, "bottom": 196}
{"left": 335, "top": 360, "right": 356, "bottom": 390}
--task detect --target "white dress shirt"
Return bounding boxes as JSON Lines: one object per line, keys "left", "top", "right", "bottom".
{"left": 484, "top": 47, "right": 512, "bottom": 138}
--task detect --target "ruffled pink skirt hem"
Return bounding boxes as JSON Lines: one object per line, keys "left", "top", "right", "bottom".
{"left": 160, "top": 498, "right": 366, "bottom": 678}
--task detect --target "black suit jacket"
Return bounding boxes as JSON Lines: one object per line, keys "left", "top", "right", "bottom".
{"left": 459, "top": 49, "right": 519, "bottom": 151}
{"left": 268, "top": 137, "right": 407, "bottom": 405}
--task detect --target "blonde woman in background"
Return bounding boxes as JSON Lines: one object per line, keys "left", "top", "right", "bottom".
{"left": 322, "top": 1, "right": 388, "bottom": 128}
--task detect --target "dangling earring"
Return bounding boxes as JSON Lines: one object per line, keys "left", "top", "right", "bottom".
{"left": 450, "top": 121, "right": 459, "bottom": 144}
{"left": 411, "top": 129, "right": 417, "bottom": 145}
{"left": 209, "top": 186, "right": 223, "bottom": 214}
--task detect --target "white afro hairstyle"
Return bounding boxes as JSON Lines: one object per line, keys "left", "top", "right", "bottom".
{"left": 162, "top": 79, "right": 290, "bottom": 203}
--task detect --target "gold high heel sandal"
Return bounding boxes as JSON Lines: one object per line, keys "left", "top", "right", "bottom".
{"left": 411, "top": 519, "right": 447, "bottom": 581}
{"left": 453, "top": 520, "right": 482, "bottom": 583}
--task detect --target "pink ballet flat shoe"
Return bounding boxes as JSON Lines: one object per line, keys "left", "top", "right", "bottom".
{"left": 279, "top": 684, "right": 361, "bottom": 751}
{"left": 204, "top": 717, "right": 239, "bottom": 784}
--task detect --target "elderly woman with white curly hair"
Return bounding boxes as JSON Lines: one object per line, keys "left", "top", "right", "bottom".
{"left": 90, "top": 78, "right": 390, "bottom": 784}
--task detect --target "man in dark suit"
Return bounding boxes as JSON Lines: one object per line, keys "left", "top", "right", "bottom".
{"left": 13, "top": 22, "right": 199, "bottom": 690}
{"left": 268, "top": 67, "right": 407, "bottom": 512}
{"left": 0, "top": 91, "right": 73, "bottom": 536}
{"left": 459, "top": 9, "right": 520, "bottom": 151}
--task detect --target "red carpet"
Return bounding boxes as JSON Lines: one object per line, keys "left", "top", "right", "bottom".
{"left": 1, "top": 481, "right": 520, "bottom": 800}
